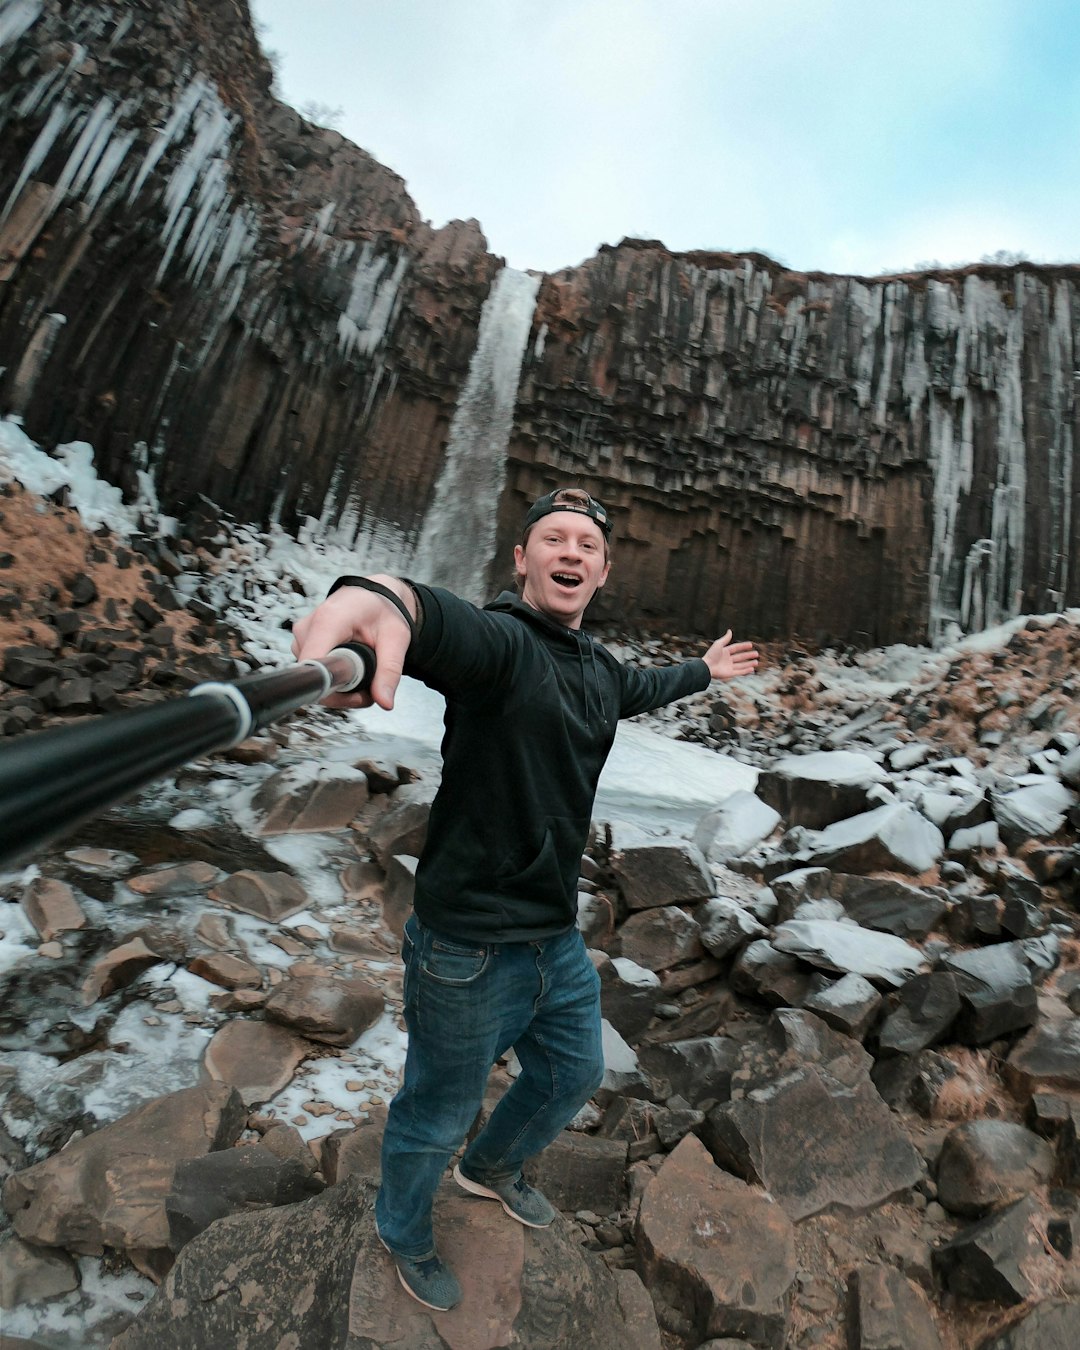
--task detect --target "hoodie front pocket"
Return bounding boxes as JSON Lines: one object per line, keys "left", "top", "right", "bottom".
{"left": 496, "top": 827, "right": 565, "bottom": 902}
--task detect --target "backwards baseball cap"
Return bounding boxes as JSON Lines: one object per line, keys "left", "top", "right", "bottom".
{"left": 523, "top": 487, "right": 612, "bottom": 539}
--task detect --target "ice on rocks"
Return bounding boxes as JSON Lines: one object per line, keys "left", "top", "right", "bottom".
{"left": 790, "top": 802, "right": 945, "bottom": 874}
{"left": 772, "top": 919, "right": 928, "bottom": 987}
{"left": 611, "top": 957, "right": 661, "bottom": 988}
{"left": 991, "top": 779, "right": 1077, "bottom": 839}
{"left": 692, "top": 789, "right": 780, "bottom": 862}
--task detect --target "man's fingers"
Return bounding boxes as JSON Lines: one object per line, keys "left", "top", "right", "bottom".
{"left": 370, "top": 626, "right": 409, "bottom": 710}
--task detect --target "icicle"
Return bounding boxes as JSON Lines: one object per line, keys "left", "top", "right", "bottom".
{"left": 0, "top": 0, "right": 42, "bottom": 58}
{"left": 410, "top": 268, "right": 541, "bottom": 600}
{"left": 300, "top": 201, "right": 337, "bottom": 251}
{"left": 128, "top": 75, "right": 207, "bottom": 205}
{"left": 83, "top": 125, "right": 136, "bottom": 213}
{"left": 0, "top": 98, "right": 73, "bottom": 224}
{"left": 48, "top": 96, "right": 118, "bottom": 210}
{"left": 15, "top": 65, "right": 64, "bottom": 119}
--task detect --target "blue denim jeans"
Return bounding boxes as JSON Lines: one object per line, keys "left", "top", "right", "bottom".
{"left": 375, "top": 913, "right": 604, "bottom": 1257}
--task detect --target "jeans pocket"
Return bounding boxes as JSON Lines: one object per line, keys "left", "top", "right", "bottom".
{"left": 422, "top": 936, "right": 491, "bottom": 986}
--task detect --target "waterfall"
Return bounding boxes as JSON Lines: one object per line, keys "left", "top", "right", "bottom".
{"left": 410, "top": 267, "right": 541, "bottom": 601}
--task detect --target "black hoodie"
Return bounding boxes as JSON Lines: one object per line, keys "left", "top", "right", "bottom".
{"left": 398, "top": 584, "right": 711, "bottom": 943}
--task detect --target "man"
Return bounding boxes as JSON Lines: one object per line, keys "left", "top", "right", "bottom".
{"left": 291, "top": 487, "right": 759, "bottom": 1310}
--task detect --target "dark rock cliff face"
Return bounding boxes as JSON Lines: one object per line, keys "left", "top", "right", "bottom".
{"left": 1, "top": 0, "right": 1077, "bottom": 644}
{"left": 0, "top": 0, "right": 499, "bottom": 545}
{"left": 502, "top": 247, "right": 1079, "bottom": 645}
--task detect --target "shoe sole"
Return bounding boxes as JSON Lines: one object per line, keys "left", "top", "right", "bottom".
{"left": 377, "top": 1234, "right": 460, "bottom": 1311}
{"left": 452, "top": 1164, "right": 555, "bottom": 1229}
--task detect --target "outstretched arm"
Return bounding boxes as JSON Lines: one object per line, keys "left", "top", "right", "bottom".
{"left": 702, "top": 630, "right": 759, "bottom": 682}
{"left": 290, "top": 573, "right": 416, "bottom": 711}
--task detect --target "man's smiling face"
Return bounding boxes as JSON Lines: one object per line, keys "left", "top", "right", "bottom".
{"left": 514, "top": 512, "right": 610, "bottom": 629}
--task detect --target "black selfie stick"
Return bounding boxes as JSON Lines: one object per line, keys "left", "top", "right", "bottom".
{"left": 0, "top": 643, "right": 376, "bottom": 869}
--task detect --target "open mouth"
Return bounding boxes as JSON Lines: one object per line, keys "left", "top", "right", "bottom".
{"left": 551, "top": 572, "right": 582, "bottom": 590}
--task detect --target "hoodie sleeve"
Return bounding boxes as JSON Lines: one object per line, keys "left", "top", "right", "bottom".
{"left": 617, "top": 658, "right": 711, "bottom": 719}
{"left": 402, "top": 583, "right": 521, "bottom": 700}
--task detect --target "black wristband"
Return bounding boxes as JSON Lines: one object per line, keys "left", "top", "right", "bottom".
{"left": 327, "top": 576, "right": 417, "bottom": 641}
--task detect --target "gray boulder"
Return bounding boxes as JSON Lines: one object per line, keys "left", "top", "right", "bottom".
{"left": 877, "top": 971, "right": 961, "bottom": 1055}
{"left": 611, "top": 839, "right": 715, "bottom": 911}
{"left": 802, "top": 973, "right": 882, "bottom": 1040}
{"left": 772, "top": 918, "right": 927, "bottom": 988}
{"left": 756, "top": 751, "right": 887, "bottom": 829}
{"left": 977, "top": 1300, "right": 1080, "bottom": 1349}
{"left": 829, "top": 873, "right": 947, "bottom": 939}
{"left": 697, "top": 896, "right": 767, "bottom": 959}
{"left": 936, "top": 1120, "right": 1055, "bottom": 1217}
{"left": 939, "top": 944, "right": 1039, "bottom": 1045}
{"left": 781, "top": 803, "right": 944, "bottom": 875}
{"left": 701, "top": 1064, "right": 923, "bottom": 1221}
{"left": 166, "top": 1144, "right": 325, "bottom": 1250}
{"left": 933, "top": 1195, "right": 1056, "bottom": 1304}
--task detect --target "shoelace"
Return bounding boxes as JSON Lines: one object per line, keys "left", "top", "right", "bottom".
{"left": 414, "top": 1256, "right": 444, "bottom": 1277}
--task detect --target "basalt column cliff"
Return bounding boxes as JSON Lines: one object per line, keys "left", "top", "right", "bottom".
{"left": 0, "top": 0, "right": 501, "bottom": 558}
{"left": 1, "top": 1, "right": 1077, "bottom": 644}
{"left": 505, "top": 248, "right": 1079, "bottom": 645}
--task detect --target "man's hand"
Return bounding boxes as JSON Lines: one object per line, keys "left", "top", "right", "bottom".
{"left": 702, "top": 630, "right": 759, "bottom": 682}
{"left": 290, "top": 574, "right": 416, "bottom": 710}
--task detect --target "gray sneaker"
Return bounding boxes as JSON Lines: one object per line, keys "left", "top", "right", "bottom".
{"left": 453, "top": 1163, "right": 557, "bottom": 1228}
{"left": 378, "top": 1235, "right": 461, "bottom": 1310}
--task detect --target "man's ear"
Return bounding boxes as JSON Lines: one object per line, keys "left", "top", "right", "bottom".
{"left": 513, "top": 543, "right": 527, "bottom": 578}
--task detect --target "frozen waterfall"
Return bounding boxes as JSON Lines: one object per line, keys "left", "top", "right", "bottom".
{"left": 409, "top": 267, "right": 541, "bottom": 601}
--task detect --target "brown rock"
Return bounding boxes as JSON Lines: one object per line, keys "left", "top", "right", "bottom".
{"left": 19, "top": 877, "right": 86, "bottom": 940}
{"left": 208, "top": 988, "right": 267, "bottom": 1012}
{"left": 618, "top": 906, "right": 704, "bottom": 972}
{"left": 112, "top": 1176, "right": 657, "bottom": 1348}
{"left": 636, "top": 1134, "right": 796, "bottom": 1348}
{"left": 1, "top": 1082, "right": 245, "bottom": 1277}
{"left": 340, "top": 859, "right": 385, "bottom": 902}
{"left": 523, "top": 1132, "right": 628, "bottom": 1214}
{"left": 1004, "top": 1018, "right": 1080, "bottom": 1098}
{"left": 202, "top": 1019, "right": 310, "bottom": 1105}
{"left": 127, "top": 861, "right": 219, "bottom": 895}
{"left": 193, "top": 912, "right": 236, "bottom": 950}
{"left": 366, "top": 781, "right": 435, "bottom": 866}
{"left": 0, "top": 1235, "right": 79, "bottom": 1308}
{"left": 259, "top": 1123, "right": 319, "bottom": 1176}
{"left": 320, "top": 1106, "right": 388, "bottom": 1185}
{"left": 382, "top": 854, "right": 417, "bottom": 936}
{"left": 701, "top": 1063, "right": 924, "bottom": 1221}
{"left": 80, "top": 935, "right": 160, "bottom": 1005}
{"left": 208, "top": 869, "right": 307, "bottom": 921}
{"left": 264, "top": 975, "right": 383, "bottom": 1046}
{"left": 253, "top": 762, "right": 368, "bottom": 834}
{"left": 187, "top": 952, "right": 261, "bottom": 989}
{"left": 611, "top": 839, "right": 715, "bottom": 911}
{"left": 848, "top": 1264, "right": 942, "bottom": 1350}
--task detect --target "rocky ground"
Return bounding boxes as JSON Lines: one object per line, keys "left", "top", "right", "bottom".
{"left": 0, "top": 484, "right": 1079, "bottom": 1349}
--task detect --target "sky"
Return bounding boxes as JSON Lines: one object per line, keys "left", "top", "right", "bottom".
{"left": 255, "top": 1, "right": 1077, "bottom": 275}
